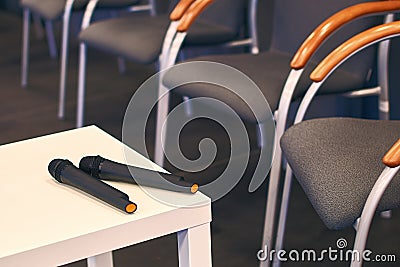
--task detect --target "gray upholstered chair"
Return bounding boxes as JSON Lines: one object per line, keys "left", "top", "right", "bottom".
{"left": 280, "top": 20, "right": 400, "bottom": 267}
{"left": 19, "top": 0, "right": 147, "bottom": 93}
{"left": 57, "top": 0, "right": 154, "bottom": 119}
{"left": 157, "top": 1, "right": 400, "bottom": 266}
{"left": 72, "top": 0, "right": 258, "bottom": 127}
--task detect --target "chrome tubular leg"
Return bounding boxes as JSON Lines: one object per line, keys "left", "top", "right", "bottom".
{"left": 77, "top": 43, "right": 87, "bottom": 128}
{"left": 154, "top": 80, "right": 169, "bottom": 166}
{"left": 259, "top": 70, "right": 303, "bottom": 267}
{"left": 58, "top": 0, "right": 74, "bottom": 119}
{"left": 22, "top": 8, "right": 30, "bottom": 88}
{"left": 33, "top": 14, "right": 44, "bottom": 39}
{"left": 45, "top": 20, "right": 58, "bottom": 59}
{"left": 183, "top": 96, "right": 193, "bottom": 117}
{"left": 350, "top": 166, "right": 400, "bottom": 267}
{"left": 272, "top": 165, "right": 293, "bottom": 267}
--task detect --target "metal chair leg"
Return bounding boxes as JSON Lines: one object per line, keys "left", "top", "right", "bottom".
{"left": 154, "top": 63, "right": 170, "bottom": 166}
{"left": 259, "top": 133, "right": 282, "bottom": 267}
{"left": 76, "top": 0, "right": 100, "bottom": 128}
{"left": 256, "top": 122, "right": 269, "bottom": 148}
{"left": 77, "top": 43, "right": 87, "bottom": 128}
{"left": 259, "top": 70, "right": 303, "bottom": 267}
{"left": 351, "top": 166, "right": 400, "bottom": 267}
{"left": 272, "top": 165, "right": 293, "bottom": 267}
{"left": 33, "top": 14, "right": 44, "bottom": 40}
{"left": 21, "top": 8, "right": 30, "bottom": 88}
{"left": 58, "top": 0, "right": 74, "bottom": 119}
{"left": 45, "top": 20, "right": 58, "bottom": 59}
{"left": 183, "top": 96, "right": 193, "bottom": 117}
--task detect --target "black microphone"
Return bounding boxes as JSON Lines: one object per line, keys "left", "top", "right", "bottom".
{"left": 79, "top": 155, "right": 199, "bottom": 194}
{"left": 48, "top": 159, "right": 137, "bottom": 214}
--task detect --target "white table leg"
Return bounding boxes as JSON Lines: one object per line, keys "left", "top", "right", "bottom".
{"left": 177, "top": 223, "right": 212, "bottom": 267}
{"left": 87, "top": 251, "right": 113, "bottom": 267}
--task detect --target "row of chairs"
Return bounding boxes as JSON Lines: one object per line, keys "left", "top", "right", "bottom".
{"left": 20, "top": 0, "right": 400, "bottom": 266}
{"left": 151, "top": 1, "right": 400, "bottom": 267}
{"left": 21, "top": 0, "right": 259, "bottom": 126}
{"left": 20, "top": 0, "right": 148, "bottom": 88}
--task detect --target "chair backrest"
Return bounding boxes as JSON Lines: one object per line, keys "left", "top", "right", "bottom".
{"left": 197, "top": 0, "right": 247, "bottom": 32}
{"left": 270, "top": 0, "right": 384, "bottom": 79}
{"left": 168, "top": 0, "right": 248, "bottom": 37}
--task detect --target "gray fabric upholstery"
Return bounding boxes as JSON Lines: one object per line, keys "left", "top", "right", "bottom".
{"left": 20, "top": 0, "right": 76, "bottom": 20}
{"left": 79, "top": 16, "right": 238, "bottom": 64}
{"left": 281, "top": 118, "right": 400, "bottom": 230}
{"left": 79, "top": 16, "right": 169, "bottom": 64}
{"left": 162, "top": 0, "right": 384, "bottom": 123}
{"left": 20, "top": 0, "right": 139, "bottom": 20}
{"left": 194, "top": 0, "right": 246, "bottom": 35}
{"left": 270, "top": 0, "right": 380, "bottom": 75}
{"left": 167, "top": 0, "right": 247, "bottom": 34}
{"left": 185, "top": 20, "right": 238, "bottom": 46}
{"left": 164, "top": 51, "right": 364, "bottom": 123}
{"left": 96, "top": 0, "right": 142, "bottom": 8}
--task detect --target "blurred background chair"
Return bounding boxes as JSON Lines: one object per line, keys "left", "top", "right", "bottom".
{"left": 157, "top": 1, "right": 400, "bottom": 266}
{"left": 20, "top": 0, "right": 149, "bottom": 89}
{"left": 280, "top": 20, "right": 400, "bottom": 267}
{"left": 71, "top": 0, "right": 259, "bottom": 128}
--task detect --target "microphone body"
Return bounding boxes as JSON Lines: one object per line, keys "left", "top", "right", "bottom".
{"left": 79, "top": 156, "right": 199, "bottom": 194}
{"left": 48, "top": 159, "right": 137, "bottom": 214}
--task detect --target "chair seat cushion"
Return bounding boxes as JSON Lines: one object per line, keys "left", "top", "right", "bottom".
{"left": 79, "top": 15, "right": 169, "bottom": 64}
{"left": 79, "top": 15, "right": 239, "bottom": 65}
{"left": 281, "top": 118, "right": 400, "bottom": 230}
{"left": 163, "top": 51, "right": 365, "bottom": 123}
{"left": 20, "top": 0, "right": 87, "bottom": 20}
{"left": 185, "top": 20, "right": 237, "bottom": 46}
{"left": 97, "top": 0, "right": 141, "bottom": 8}
{"left": 21, "top": 0, "right": 140, "bottom": 20}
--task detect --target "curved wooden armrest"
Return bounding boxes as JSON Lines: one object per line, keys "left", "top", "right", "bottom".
{"left": 383, "top": 139, "right": 400, "bottom": 168}
{"left": 170, "top": 0, "right": 197, "bottom": 21}
{"left": 310, "top": 20, "right": 400, "bottom": 82}
{"left": 291, "top": 1, "right": 400, "bottom": 70}
{"left": 177, "top": 0, "right": 214, "bottom": 32}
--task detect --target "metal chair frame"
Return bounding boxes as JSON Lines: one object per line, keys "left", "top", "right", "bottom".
{"left": 151, "top": 4, "right": 400, "bottom": 266}
{"left": 59, "top": 0, "right": 155, "bottom": 119}
{"left": 73, "top": 0, "right": 259, "bottom": 128}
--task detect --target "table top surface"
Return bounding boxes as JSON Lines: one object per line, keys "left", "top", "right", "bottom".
{"left": 0, "top": 126, "right": 210, "bottom": 260}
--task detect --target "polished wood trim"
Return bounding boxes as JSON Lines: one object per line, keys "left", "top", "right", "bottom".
{"left": 311, "top": 21, "right": 400, "bottom": 82}
{"left": 383, "top": 138, "right": 400, "bottom": 168}
{"left": 291, "top": 1, "right": 400, "bottom": 70}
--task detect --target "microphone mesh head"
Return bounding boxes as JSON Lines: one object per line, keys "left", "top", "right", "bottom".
{"left": 79, "top": 155, "right": 104, "bottom": 178}
{"left": 48, "top": 159, "right": 72, "bottom": 182}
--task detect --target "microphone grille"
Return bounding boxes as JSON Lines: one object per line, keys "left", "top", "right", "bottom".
{"left": 79, "top": 155, "right": 104, "bottom": 178}
{"left": 48, "top": 159, "right": 73, "bottom": 182}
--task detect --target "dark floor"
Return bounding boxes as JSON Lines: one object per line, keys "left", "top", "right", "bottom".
{"left": 0, "top": 11, "right": 399, "bottom": 267}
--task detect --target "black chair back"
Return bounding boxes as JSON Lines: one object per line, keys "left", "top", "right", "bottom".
{"left": 270, "top": 0, "right": 383, "bottom": 79}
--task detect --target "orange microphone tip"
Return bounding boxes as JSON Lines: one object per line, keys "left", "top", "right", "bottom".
{"left": 191, "top": 184, "right": 199, "bottom": 194}
{"left": 125, "top": 203, "right": 137, "bottom": 213}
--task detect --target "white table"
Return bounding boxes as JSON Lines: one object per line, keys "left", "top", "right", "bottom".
{"left": 0, "top": 126, "right": 212, "bottom": 267}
